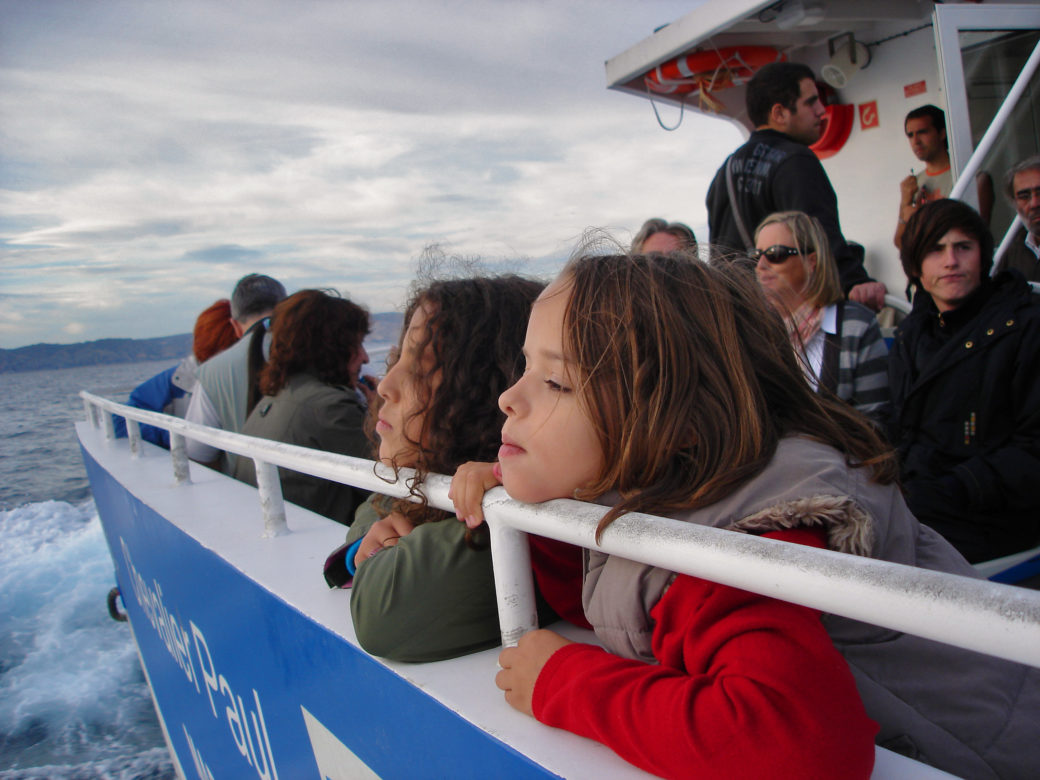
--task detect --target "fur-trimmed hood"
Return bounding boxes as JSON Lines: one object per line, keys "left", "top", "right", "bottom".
{"left": 729, "top": 494, "right": 873, "bottom": 557}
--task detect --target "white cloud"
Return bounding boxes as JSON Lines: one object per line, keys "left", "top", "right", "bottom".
{"left": 0, "top": 0, "right": 734, "bottom": 348}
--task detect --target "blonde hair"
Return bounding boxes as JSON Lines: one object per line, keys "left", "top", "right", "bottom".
{"left": 754, "top": 211, "right": 843, "bottom": 307}
{"left": 559, "top": 250, "right": 896, "bottom": 539}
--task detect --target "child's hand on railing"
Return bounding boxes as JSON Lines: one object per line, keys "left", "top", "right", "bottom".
{"left": 354, "top": 512, "right": 416, "bottom": 568}
{"left": 496, "top": 629, "right": 573, "bottom": 716}
{"left": 448, "top": 461, "right": 502, "bottom": 529}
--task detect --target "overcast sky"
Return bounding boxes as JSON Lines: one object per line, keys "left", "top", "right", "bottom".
{"left": 0, "top": 0, "right": 742, "bottom": 349}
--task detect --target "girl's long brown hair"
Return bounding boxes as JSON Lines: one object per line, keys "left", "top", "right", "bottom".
{"left": 560, "top": 251, "right": 897, "bottom": 539}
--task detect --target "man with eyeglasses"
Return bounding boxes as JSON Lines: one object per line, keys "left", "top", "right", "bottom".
{"left": 995, "top": 155, "right": 1040, "bottom": 281}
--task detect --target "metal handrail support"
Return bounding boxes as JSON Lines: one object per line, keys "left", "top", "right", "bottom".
{"left": 460, "top": 481, "right": 1040, "bottom": 669}
{"left": 883, "top": 293, "right": 911, "bottom": 315}
{"left": 993, "top": 215, "right": 1026, "bottom": 274}
{"left": 950, "top": 38, "right": 1040, "bottom": 199}
{"left": 254, "top": 458, "right": 289, "bottom": 538}
{"left": 82, "top": 391, "right": 411, "bottom": 536}
{"left": 169, "top": 433, "right": 191, "bottom": 486}
{"left": 81, "top": 391, "right": 1040, "bottom": 669}
{"left": 127, "top": 419, "right": 142, "bottom": 458}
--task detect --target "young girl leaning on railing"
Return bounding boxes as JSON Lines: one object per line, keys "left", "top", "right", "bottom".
{"left": 449, "top": 249, "right": 1040, "bottom": 780}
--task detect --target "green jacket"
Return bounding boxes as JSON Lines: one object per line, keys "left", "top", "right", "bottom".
{"left": 347, "top": 495, "right": 559, "bottom": 663}
{"left": 234, "top": 373, "right": 371, "bottom": 525}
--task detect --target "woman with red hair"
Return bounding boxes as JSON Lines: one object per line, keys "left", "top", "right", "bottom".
{"left": 114, "top": 299, "right": 238, "bottom": 448}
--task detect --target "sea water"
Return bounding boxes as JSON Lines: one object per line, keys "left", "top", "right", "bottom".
{"left": 0, "top": 360, "right": 177, "bottom": 779}
{"left": 0, "top": 349, "right": 391, "bottom": 778}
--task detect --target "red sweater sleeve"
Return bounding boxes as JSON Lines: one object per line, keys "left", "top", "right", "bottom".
{"left": 528, "top": 535, "right": 591, "bottom": 630}
{"left": 531, "top": 528, "right": 877, "bottom": 779}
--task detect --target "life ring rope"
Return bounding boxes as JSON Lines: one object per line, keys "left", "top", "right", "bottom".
{"left": 645, "top": 46, "right": 786, "bottom": 109}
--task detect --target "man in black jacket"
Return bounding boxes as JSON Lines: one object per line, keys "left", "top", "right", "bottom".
{"left": 889, "top": 198, "right": 1040, "bottom": 563}
{"left": 706, "top": 62, "right": 886, "bottom": 310}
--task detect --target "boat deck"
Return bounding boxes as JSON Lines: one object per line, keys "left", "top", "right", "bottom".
{"left": 78, "top": 421, "right": 955, "bottom": 778}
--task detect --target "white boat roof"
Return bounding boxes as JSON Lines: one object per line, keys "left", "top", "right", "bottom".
{"left": 604, "top": 0, "right": 1028, "bottom": 122}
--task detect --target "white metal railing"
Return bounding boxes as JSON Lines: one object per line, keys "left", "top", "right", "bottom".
{"left": 883, "top": 293, "right": 911, "bottom": 316}
{"left": 83, "top": 391, "right": 405, "bottom": 537}
{"left": 81, "top": 391, "right": 1040, "bottom": 669}
{"left": 948, "top": 38, "right": 1040, "bottom": 193}
{"left": 993, "top": 215, "right": 1026, "bottom": 275}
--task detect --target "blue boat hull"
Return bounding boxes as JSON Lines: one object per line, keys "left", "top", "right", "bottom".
{"left": 81, "top": 436, "right": 571, "bottom": 779}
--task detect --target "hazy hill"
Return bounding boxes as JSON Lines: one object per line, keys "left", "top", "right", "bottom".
{"left": 0, "top": 312, "right": 403, "bottom": 373}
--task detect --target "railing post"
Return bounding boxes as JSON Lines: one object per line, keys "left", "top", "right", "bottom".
{"left": 488, "top": 521, "right": 538, "bottom": 647}
{"left": 169, "top": 433, "right": 192, "bottom": 485}
{"left": 127, "top": 419, "right": 142, "bottom": 458}
{"left": 254, "top": 459, "right": 289, "bottom": 538}
{"left": 102, "top": 410, "right": 116, "bottom": 440}
{"left": 949, "top": 39, "right": 1040, "bottom": 194}
{"left": 83, "top": 398, "right": 99, "bottom": 428}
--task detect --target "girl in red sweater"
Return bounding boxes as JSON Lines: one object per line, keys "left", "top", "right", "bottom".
{"left": 450, "top": 252, "right": 883, "bottom": 778}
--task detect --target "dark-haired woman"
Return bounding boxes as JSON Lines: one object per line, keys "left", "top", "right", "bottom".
{"left": 889, "top": 198, "right": 1040, "bottom": 562}
{"left": 233, "top": 289, "right": 372, "bottom": 526}
{"left": 335, "top": 273, "right": 589, "bottom": 663}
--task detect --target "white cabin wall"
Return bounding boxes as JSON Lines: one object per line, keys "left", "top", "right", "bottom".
{"left": 802, "top": 23, "right": 942, "bottom": 298}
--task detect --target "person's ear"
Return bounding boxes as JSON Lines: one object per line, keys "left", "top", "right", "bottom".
{"left": 231, "top": 319, "right": 245, "bottom": 338}
{"left": 769, "top": 101, "right": 789, "bottom": 131}
{"left": 807, "top": 251, "right": 818, "bottom": 274}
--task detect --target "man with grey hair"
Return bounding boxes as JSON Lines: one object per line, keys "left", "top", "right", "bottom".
{"left": 631, "top": 218, "right": 697, "bottom": 254}
{"left": 228, "top": 273, "right": 287, "bottom": 338}
{"left": 995, "top": 154, "right": 1040, "bottom": 281}
{"left": 185, "top": 273, "right": 287, "bottom": 472}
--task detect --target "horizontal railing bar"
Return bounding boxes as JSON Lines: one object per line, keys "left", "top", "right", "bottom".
{"left": 82, "top": 391, "right": 1040, "bottom": 668}
{"left": 884, "top": 293, "right": 911, "bottom": 315}
{"left": 82, "top": 390, "right": 416, "bottom": 497}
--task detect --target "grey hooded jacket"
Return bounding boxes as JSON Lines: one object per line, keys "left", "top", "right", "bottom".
{"left": 583, "top": 436, "right": 1039, "bottom": 779}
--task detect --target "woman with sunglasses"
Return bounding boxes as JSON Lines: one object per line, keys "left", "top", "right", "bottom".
{"left": 752, "top": 211, "right": 890, "bottom": 421}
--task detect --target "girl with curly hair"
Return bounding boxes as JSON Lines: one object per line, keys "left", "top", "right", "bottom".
{"left": 335, "top": 273, "right": 589, "bottom": 663}
{"left": 233, "top": 289, "right": 372, "bottom": 525}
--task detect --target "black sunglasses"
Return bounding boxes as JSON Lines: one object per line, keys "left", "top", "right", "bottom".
{"left": 748, "top": 244, "right": 802, "bottom": 264}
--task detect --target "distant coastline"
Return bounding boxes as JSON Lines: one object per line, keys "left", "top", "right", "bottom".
{"left": 0, "top": 312, "right": 403, "bottom": 374}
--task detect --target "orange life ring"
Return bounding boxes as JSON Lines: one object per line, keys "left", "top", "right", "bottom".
{"left": 644, "top": 46, "right": 785, "bottom": 96}
{"left": 810, "top": 103, "right": 855, "bottom": 160}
